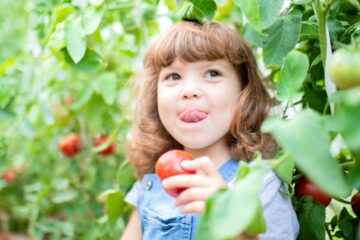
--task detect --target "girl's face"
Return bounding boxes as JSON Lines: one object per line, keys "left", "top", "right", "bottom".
{"left": 157, "top": 59, "right": 241, "bottom": 154}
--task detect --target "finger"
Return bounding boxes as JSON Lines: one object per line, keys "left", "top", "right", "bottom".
{"left": 162, "top": 174, "right": 211, "bottom": 189}
{"left": 174, "top": 187, "right": 213, "bottom": 206}
{"left": 182, "top": 201, "right": 205, "bottom": 214}
{"left": 181, "top": 156, "right": 220, "bottom": 178}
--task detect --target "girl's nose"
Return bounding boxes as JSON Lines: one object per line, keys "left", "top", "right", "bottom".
{"left": 180, "top": 80, "right": 202, "bottom": 100}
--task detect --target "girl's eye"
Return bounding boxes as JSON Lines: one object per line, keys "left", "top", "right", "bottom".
{"left": 206, "top": 70, "right": 221, "bottom": 78}
{"left": 165, "top": 73, "right": 181, "bottom": 81}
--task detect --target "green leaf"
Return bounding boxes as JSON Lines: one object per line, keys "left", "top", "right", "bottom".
{"left": 243, "top": 23, "right": 263, "bottom": 47}
{"left": 262, "top": 109, "right": 351, "bottom": 197}
{"left": 259, "top": 0, "right": 285, "bottom": 28}
{"left": 338, "top": 208, "right": 358, "bottom": 240}
{"left": 293, "top": 0, "right": 311, "bottom": 4}
{"left": 189, "top": 0, "right": 217, "bottom": 21}
{"left": 181, "top": 2, "right": 205, "bottom": 23}
{"left": 101, "top": 189, "right": 125, "bottom": 222}
{"left": 64, "top": 48, "right": 102, "bottom": 72}
{"left": 117, "top": 162, "right": 136, "bottom": 195}
{"left": 297, "top": 198, "right": 326, "bottom": 240}
{"left": 349, "top": 161, "right": 360, "bottom": 189}
{"left": 44, "top": 4, "right": 74, "bottom": 44}
{"left": 197, "top": 160, "right": 266, "bottom": 239}
{"left": 38, "top": 100, "right": 55, "bottom": 125}
{"left": 276, "top": 50, "right": 309, "bottom": 101}
{"left": 245, "top": 205, "right": 266, "bottom": 236}
{"left": 263, "top": 10, "right": 302, "bottom": 67}
{"left": 0, "top": 108, "right": 15, "bottom": 121}
{"left": 300, "top": 21, "right": 319, "bottom": 40}
{"left": 303, "top": 87, "right": 328, "bottom": 114}
{"left": 330, "top": 88, "right": 360, "bottom": 154}
{"left": 334, "top": 103, "right": 360, "bottom": 155}
{"left": 93, "top": 73, "right": 117, "bottom": 105}
{"left": 82, "top": 7, "right": 104, "bottom": 35}
{"left": 269, "top": 151, "right": 295, "bottom": 185}
{"left": 71, "top": 84, "right": 93, "bottom": 110}
{"left": 65, "top": 18, "right": 87, "bottom": 63}
{"left": 47, "top": 22, "right": 65, "bottom": 52}
{"left": 233, "top": 0, "right": 261, "bottom": 32}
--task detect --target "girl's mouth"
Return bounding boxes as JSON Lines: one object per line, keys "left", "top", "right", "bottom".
{"left": 179, "top": 109, "right": 208, "bottom": 123}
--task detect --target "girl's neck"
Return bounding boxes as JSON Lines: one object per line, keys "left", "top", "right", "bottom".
{"left": 184, "top": 140, "right": 231, "bottom": 169}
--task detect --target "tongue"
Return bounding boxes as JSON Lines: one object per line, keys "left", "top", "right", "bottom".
{"left": 180, "top": 110, "right": 207, "bottom": 123}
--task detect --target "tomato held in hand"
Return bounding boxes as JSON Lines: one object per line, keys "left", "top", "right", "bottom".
{"left": 58, "top": 133, "right": 81, "bottom": 157}
{"left": 295, "top": 176, "right": 332, "bottom": 207}
{"left": 155, "top": 150, "right": 195, "bottom": 197}
{"left": 351, "top": 192, "right": 360, "bottom": 216}
{"left": 94, "top": 135, "right": 116, "bottom": 156}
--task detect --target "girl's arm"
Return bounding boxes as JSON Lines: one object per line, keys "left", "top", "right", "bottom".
{"left": 120, "top": 210, "right": 142, "bottom": 240}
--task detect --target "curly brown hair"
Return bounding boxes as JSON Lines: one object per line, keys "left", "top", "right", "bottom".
{"left": 126, "top": 21, "right": 277, "bottom": 179}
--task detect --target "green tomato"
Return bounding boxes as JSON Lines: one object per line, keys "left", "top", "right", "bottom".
{"left": 328, "top": 49, "right": 360, "bottom": 89}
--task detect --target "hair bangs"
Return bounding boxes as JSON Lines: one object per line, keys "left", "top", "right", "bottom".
{"left": 145, "top": 22, "right": 236, "bottom": 73}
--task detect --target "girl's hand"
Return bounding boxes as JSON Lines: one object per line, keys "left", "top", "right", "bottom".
{"left": 161, "top": 156, "right": 226, "bottom": 214}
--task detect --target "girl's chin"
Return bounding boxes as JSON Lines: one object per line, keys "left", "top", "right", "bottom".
{"left": 177, "top": 138, "right": 212, "bottom": 150}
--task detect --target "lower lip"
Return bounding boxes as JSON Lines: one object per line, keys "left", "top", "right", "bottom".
{"left": 180, "top": 116, "right": 207, "bottom": 124}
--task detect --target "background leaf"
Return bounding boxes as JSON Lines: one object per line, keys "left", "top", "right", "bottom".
{"left": 276, "top": 50, "right": 309, "bottom": 101}
{"left": 262, "top": 109, "right": 351, "bottom": 197}
{"left": 65, "top": 18, "right": 87, "bottom": 63}
{"left": 263, "top": 10, "right": 302, "bottom": 67}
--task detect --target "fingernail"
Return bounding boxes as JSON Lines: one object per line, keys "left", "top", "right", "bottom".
{"left": 181, "top": 161, "right": 191, "bottom": 167}
{"left": 162, "top": 179, "right": 169, "bottom": 187}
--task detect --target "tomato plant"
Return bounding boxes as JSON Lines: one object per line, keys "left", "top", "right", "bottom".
{"left": 94, "top": 135, "right": 116, "bottom": 156}
{"left": 58, "top": 133, "right": 81, "bottom": 157}
{"left": 295, "top": 176, "right": 332, "bottom": 207}
{"left": 155, "top": 150, "right": 195, "bottom": 197}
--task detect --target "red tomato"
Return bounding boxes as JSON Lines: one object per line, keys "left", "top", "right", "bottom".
{"left": 94, "top": 135, "right": 116, "bottom": 156}
{"left": 295, "top": 176, "right": 332, "bottom": 207}
{"left": 3, "top": 170, "right": 15, "bottom": 182}
{"left": 351, "top": 192, "right": 360, "bottom": 216}
{"left": 64, "top": 95, "right": 73, "bottom": 105}
{"left": 58, "top": 133, "right": 81, "bottom": 157}
{"left": 155, "top": 150, "right": 195, "bottom": 197}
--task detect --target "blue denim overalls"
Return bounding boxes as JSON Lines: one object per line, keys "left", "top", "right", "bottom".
{"left": 135, "top": 159, "right": 239, "bottom": 240}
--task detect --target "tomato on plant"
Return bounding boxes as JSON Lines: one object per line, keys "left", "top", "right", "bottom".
{"left": 2, "top": 170, "right": 15, "bottom": 183}
{"left": 58, "top": 133, "right": 81, "bottom": 157}
{"left": 94, "top": 135, "right": 116, "bottom": 156}
{"left": 328, "top": 48, "right": 360, "bottom": 89}
{"left": 351, "top": 192, "right": 360, "bottom": 216}
{"left": 295, "top": 176, "right": 332, "bottom": 207}
{"left": 64, "top": 95, "right": 73, "bottom": 105}
{"left": 155, "top": 150, "right": 195, "bottom": 197}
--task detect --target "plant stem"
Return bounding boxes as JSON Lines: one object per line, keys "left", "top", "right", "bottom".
{"left": 340, "top": 160, "right": 355, "bottom": 168}
{"left": 325, "top": 222, "right": 333, "bottom": 240}
{"left": 333, "top": 196, "right": 351, "bottom": 204}
{"left": 324, "top": 0, "right": 337, "bottom": 15}
{"left": 312, "top": 0, "right": 327, "bottom": 69}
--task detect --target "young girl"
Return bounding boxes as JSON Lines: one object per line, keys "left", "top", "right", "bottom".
{"left": 121, "top": 21, "right": 299, "bottom": 240}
